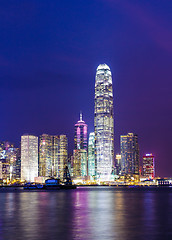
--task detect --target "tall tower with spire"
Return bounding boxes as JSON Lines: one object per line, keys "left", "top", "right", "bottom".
{"left": 74, "top": 112, "right": 88, "bottom": 150}
{"left": 94, "top": 64, "right": 114, "bottom": 180}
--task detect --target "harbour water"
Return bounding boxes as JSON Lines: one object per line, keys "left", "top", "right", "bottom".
{"left": 0, "top": 187, "right": 172, "bottom": 240}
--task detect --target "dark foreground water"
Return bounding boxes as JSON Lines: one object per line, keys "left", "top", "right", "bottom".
{"left": 0, "top": 187, "right": 172, "bottom": 240}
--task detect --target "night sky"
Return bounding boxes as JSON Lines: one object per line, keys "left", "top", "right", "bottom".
{"left": 0, "top": 0, "right": 172, "bottom": 177}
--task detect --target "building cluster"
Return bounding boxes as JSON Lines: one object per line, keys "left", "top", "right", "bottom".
{"left": 0, "top": 142, "right": 21, "bottom": 183}
{"left": 0, "top": 64, "right": 155, "bottom": 184}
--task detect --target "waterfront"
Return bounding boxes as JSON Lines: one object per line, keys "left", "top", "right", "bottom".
{"left": 0, "top": 187, "right": 172, "bottom": 240}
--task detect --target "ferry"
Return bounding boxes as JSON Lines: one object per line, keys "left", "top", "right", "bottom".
{"left": 24, "top": 183, "right": 44, "bottom": 190}
{"left": 45, "top": 178, "right": 60, "bottom": 190}
{"left": 45, "top": 166, "right": 76, "bottom": 190}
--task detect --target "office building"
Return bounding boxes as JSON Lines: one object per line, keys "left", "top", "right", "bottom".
{"left": 39, "top": 134, "right": 68, "bottom": 180}
{"left": 120, "top": 133, "right": 140, "bottom": 176}
{"left": 73, "top": 149, "right": 87, "bottom": 177}
{"left": 88, "top": 132, "right": 95, "bottom": 177}
{"left": 74, "top": 113, "right": 87, "bottom": 150}
{"left": 55, "top": 135, "right": 68, "bottom": 180}
{"left": 21, "top": 135, "right": 38, "bottom": 182}
{"left": 143, "top": 154, "right": 155, "bottom": 179}
{"left": 39, "top": 134, "right": 53, "bottom": 177}
{"left": 94, "top": 64, "right": 114, "bottom": 180}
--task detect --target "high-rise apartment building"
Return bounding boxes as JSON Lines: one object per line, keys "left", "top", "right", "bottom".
{"left": 143, "top": 154, "right": 155, "bottom": 179}
{"left": 88, "top": 132, "right": 95, "bottom": 177}
{"left": 120, "top": 133, "right": 140, "bottom": 176}
{"left": 94, "top": 64, "right": 114, "bottom": 180}
{"left": 74, "top": 113, "right": 87, "bottom": 150}
{"left": 21, "top": 135, "right": 38, "bottom": 182}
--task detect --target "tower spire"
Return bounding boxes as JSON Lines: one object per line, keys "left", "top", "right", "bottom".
{"left": 80, "top": 111, "right": 82, "bottom": 121}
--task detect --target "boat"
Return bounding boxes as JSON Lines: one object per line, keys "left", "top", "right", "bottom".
{"left": 45, "top": 178, "right": 60, "bottom": 190}
{"left": 45, "top": 166, "right": 77, "bottom": 190}
{"left": 24, "top": 183, "right": 38, "bottom": 190}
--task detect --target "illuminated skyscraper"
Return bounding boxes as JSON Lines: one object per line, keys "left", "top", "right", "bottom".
{"left": 73, "top": 149, "right": 87, "bottom": 177}
{"left": 74, "top": 113, "right": 87, "bottom": 150}
{"left": 88, "top": 132, "right": 95, "bottom": 177}
{"left": 120, "top": 133, "right": 140, "bottom": 176}
{"left": 21, "top": 135, "right": 38, "bottom": 182}
{"left": 143, "top": 154, "right": 155, "bottom": 179}
{"left": 94, "top": 64, "right": 114, "bottom": 180}
{"left": 39, "top": 134, "right": 68, "bottom": 180}
{"left": 39, "top": 134, "right": 53, "bottom": 177}
{"left": 54, "top": 135, "right": 68, "bottom": 180}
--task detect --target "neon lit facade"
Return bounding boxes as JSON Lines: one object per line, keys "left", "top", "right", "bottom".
{"left": 21, "top": 135, "right": 38, "bottom": 182}
{"left": 88, "top": 132, "right": 95, "bottom": 177}
{"left": 74, "top": 113, "right": 87, "bottom": 150}
{"left": 120, "top": 133, "right": 140, "bottom": 176}
{"left": 143, "top": 154, "right": 155, "bottom": 179}
{"left": 94, "top": 64, "right": 114, "bottom": 180}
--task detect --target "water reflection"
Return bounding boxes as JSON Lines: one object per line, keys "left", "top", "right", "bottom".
{"left": 0, "top": 188, "right": 172, "bottom": 240}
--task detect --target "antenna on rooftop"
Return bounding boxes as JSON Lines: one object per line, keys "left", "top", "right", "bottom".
{"left": 80, "top": 111, "right": 82, "bottom": 121}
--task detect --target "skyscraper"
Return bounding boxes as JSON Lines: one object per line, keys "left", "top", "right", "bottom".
{"left": 21, "top": 135, "right": 38, "bottom": 182}
{"left": 39, "top": 134, "right": 53, "bottom": 177}
{"left": 73, "top": 149, "right": 87, "bottom": 177}
{"left": 88, "top": 132, "right": 95, "bottom": 177}
{"left": 120, "top": 133, "right": 140, "bottom": 176}
{"left": 94, "top": 64, "right": 114, "bottom": 180}
{"left": 143, "top": 154, "right": 155, "bottom": 179}
{"left": 55, "top": 135, "right": 68, "bottom": 180}
{"left": 38, "top": 134, "right": 68, "bottom": 180}
{"left": 74, "top": 113, "right": 87, "bottom": 150}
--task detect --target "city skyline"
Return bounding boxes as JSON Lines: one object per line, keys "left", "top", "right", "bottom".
{"left": 0, "top": 0, "right": 172, "bottom": 177}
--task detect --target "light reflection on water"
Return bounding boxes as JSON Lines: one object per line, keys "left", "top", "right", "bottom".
{"left": 0, "top": 187, "right": 172, "bottom": 240}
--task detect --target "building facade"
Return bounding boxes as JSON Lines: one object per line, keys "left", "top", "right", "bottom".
{"left": 88, "top": 132, "right": 95, "bottom": 177}
{"left": 94, "top": 64, "right": 114, "bottom": 180}
{"left": 120, "top": 133, "right": 140, "bottom": 176}
{"left": 143, "top": 154, "right": 155, "bottom": 179}
{"left": 74, "top": 113, "right": 87, "bottom": 150}
{"left": 21, "top": 135, "right": 38, "bottom": 182}
{"left": 115, "top": 154, "right": 122, "bottom": 175}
